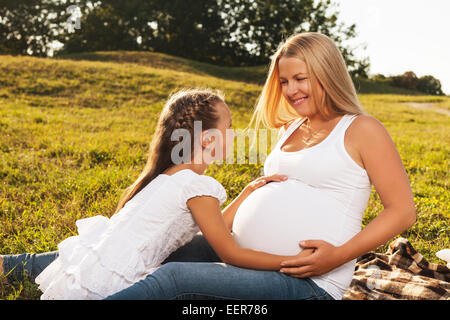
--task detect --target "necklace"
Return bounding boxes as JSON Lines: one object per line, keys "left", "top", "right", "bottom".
{"left": 301, "top": 117, "right": 339, "bottom": 145}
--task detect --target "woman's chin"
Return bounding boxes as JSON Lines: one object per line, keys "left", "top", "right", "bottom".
{"left": 291, "top": 105, "right": 309, "bottom": 116}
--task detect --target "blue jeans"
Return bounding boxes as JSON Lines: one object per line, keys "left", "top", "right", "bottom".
{"left": 1, "top": 235, "right": 334, "bottom": 300}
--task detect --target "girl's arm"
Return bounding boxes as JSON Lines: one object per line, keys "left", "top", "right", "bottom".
{"left": 222, "top": 174, "right": 288, "bottom": 231}
{"left": 188, "top": 196, "right": 313, "bottom": 271}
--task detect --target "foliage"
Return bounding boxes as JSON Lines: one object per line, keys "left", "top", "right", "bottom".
{"left": 0, "top": 0, "right": 370, "bottom": 76}
{"left": 0, "top": 0, "right": 63, "bottom": 56}
{"left": 369, "top": 71, "right": 444, "bottom": 96}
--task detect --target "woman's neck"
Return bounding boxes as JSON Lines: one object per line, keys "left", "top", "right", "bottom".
{"left": 304, "top": 109, "right": 342, "bottom": 132}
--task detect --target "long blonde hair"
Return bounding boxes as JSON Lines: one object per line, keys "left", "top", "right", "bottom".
{"left": 114, "top": 88, "right": 224, "bottom": 214}
{"left": 246, "top": 32, "right": 368, "bottom": 133}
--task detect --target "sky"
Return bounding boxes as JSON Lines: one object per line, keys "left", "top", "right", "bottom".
{"left": 333, "top": 0, "right": 450, "bottom": 95}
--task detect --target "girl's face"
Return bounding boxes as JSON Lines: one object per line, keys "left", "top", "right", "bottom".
{"left": 278, "top": 57, "right": 324, "bottom": 118}
{"left": 202, "top": 101, "right": 235, "bottom": 163}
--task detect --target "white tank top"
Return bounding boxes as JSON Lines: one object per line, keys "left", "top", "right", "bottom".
{"left": 232, "top": 114, "right": 372, "bottom": 300}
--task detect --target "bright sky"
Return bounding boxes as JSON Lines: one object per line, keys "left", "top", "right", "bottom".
{"left": 333, "top": 0, "right": 450, "bottom": 95}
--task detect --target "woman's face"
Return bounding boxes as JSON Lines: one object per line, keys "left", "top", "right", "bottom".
{"left": 278, "top": 56, "right": 324, "bottom": 118}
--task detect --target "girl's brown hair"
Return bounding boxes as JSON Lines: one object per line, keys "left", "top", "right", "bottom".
{"left": 114, "top": 88, "right": 225, "bottom": 214}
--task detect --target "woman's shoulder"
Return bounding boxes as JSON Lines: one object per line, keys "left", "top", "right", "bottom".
{"left": 346, "top": 114, "right": 395, "bottom": 161}
{"left": 347, "top": 114, "right": 387, "bottom": 137}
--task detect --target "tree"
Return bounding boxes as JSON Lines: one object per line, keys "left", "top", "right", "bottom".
{"left": 0, "top": 0, "right": 61, "bottom": 56}
{"left": 1, "top": 0, "right": 370, "bottom": 77}
{"left": 417, "top": 75, "right": 444, "bottom": 96}
{"left": 144, "top": 0, "right": 229, "bottom": 63}
{"left": 216, "top": 0, "right": 370, "bottom": 76}
{"left": 370, "top": 71, "right": 444, "bottom": 96}
{"left": 59, "top": 2, "right": 144, "bottom": 54}
{"left": 392, "top": 71, "right": 419, "bottom": 90}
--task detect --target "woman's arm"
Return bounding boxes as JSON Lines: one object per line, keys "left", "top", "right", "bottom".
{"left": 279, "top": 115, "right": 416, "bottom": 277}
{"left": 188, "top": 196, "right": 313, "bottom": 271}
{"left": 337, "top": 116, "right": 416, "bottom": 260}
{"left": 222, "top": 174, "right": 288, "bottom": 231}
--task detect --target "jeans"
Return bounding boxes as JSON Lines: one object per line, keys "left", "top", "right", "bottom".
{"left": 1, "top": 235, "right": 334, "bottom": 300}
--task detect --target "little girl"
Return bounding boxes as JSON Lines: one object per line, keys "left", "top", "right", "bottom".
{"left": 33, "top": 88, "right": 312, "bottom": 299}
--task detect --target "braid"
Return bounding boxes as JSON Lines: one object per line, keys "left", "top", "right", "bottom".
{"left": 167, "top": 89, "right": 223, "bottom": 132}
{"left": 114, "top": 88, "right": 224, "bottom": 214}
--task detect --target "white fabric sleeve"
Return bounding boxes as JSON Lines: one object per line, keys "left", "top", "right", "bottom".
{"left": 181, "top": 175, "right": 227, "bottom": 207}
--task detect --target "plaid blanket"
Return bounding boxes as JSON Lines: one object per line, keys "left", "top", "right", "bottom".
{"left": 343, "top": 237, "right": 450, "bottom": 300}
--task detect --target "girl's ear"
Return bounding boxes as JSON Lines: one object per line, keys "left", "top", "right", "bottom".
{"left": 201, "top": 130, "right": 214, "bottom": 148}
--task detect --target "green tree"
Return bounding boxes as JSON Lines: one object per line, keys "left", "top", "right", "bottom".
{"left": 216, "top": 0, "right": 370, "bottom": 76}
{"left": 370, "top": 72, "right": 444, "bottom": 96}
{"left": 59, "top": 2, "right": 143, "bottom": 54}
{"left": 144, "top": 0, "right": 228, "bottom": 63}
{"left": 1, "top": 0, "right": 370, "bottom": 77}
{"left": 417, "top": 75, "right": 444, "bottom": 96}
{"left": 0, "top": 0, "right": 61, "bottom": 56}
{"left": 391, "top": 71, "right": 420, "bottom": 91}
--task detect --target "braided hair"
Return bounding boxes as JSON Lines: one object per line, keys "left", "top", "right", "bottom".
{"left": 114, "top": 88, "right": 225, "bottom": 214}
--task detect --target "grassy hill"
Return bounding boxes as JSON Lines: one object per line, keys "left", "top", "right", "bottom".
{"left": 59, "top": 50, "right": 427, "bottom": 95}
{"left": 0, "top": 51, "right": 448, "bottom": 299}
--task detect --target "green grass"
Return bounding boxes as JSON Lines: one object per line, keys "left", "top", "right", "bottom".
{"left": 0, "top": 52, "right": 448, "bottom": 299}
{"left": 57, "top": 51, "right": 270, "bottom": 85}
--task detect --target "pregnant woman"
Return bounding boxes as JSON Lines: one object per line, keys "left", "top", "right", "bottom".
{"left": 0, "top": 32, "right": 416, "bottom": 300}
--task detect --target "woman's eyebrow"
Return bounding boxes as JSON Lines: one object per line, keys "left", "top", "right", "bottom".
{"left": 279, "top": 72, "right": 307, "bottom": 79}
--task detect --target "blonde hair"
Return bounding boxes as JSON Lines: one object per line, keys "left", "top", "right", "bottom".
{"left": 246, "top": 32, "right": 368, "bottom": 133}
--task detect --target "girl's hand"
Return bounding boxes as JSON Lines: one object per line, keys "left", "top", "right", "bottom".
{"left": 293, "top": 248, "right": 315, "bottom": 260}
{"left": 279, "top": 240, "right": 345, "bottom": 278}
{"left": 245, "top": 174, "right": 288, "bottom": 193}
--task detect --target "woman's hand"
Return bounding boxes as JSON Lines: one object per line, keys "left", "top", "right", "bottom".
{"left": 245, "top": 174, "right": 288, "bottom": 193}
{"left": 279, "top": 240, "right": 345, "bottom": 278}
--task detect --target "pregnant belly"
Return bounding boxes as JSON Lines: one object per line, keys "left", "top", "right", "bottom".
{"left": 232, "top": 179, "right": 349, "bottom": 256}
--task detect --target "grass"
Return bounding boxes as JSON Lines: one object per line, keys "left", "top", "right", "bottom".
{"left": 0, "top": 51, "right": 448, "bottom": 299}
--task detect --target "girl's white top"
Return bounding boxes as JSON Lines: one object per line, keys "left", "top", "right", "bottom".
{"left": 35, "top": 170, "right": 227, "bottom": 300}
{"left": 233, "top": 114, "right": 372, "bottom": 300}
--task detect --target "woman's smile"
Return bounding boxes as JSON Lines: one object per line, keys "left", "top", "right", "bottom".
{"left": 290, "top": 96, "right": 309, "bottom": 106}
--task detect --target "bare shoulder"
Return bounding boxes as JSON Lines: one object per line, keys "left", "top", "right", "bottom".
{"left": 347, "top": 114, "right": 392, "bottom": 146}
{"left": 347, "top": 115, "right": 415, "bottom": 214}
{"left": 350, "top": 114, "right": 385, "bottom": 130}
{"left": 344, "top": 114, "right": 396, "bottom": 178}
{"left": 348, "top": 113, "right": 402, "bottom": 179}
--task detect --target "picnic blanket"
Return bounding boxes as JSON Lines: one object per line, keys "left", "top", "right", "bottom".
{"left": 343, "top": 238, "right": 450, "bottom": 300}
